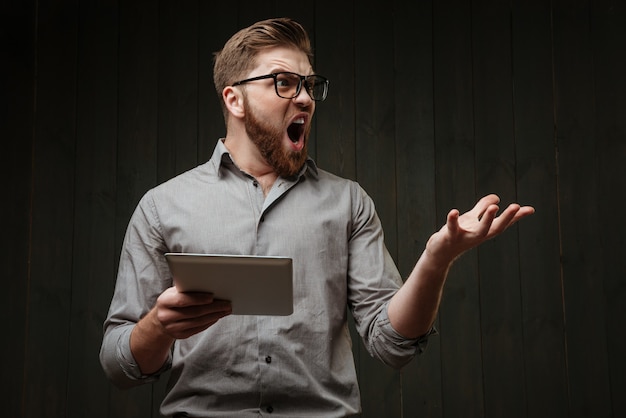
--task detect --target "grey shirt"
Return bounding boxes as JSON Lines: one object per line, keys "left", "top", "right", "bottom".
{"left": 100, "top": 139, "right": 432, "bottom": 417}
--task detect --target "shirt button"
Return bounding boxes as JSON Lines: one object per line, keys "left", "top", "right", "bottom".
{"left": 265, "top": 356, "right": 272, "bottom": 364}
{"left": 266, "top": 405, "right": 274, "bottom": 413}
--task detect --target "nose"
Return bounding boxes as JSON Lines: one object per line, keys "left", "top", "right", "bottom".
{"left": 292, "top": 84, "right": 314, "bottom": 106}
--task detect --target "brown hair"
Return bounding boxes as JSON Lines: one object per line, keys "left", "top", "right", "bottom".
{"left": 213, "top": 18, "right": 314, "bottom": 121}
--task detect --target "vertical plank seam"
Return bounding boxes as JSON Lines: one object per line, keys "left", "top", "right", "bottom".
{"left": 23, "top": 0, "right": 40, "bottom": 415}
{"left": 508, "top": 1, "right": 531, "bottom": 416}
{"left": 549, "top": 1, "right": 572, "bottom": 415}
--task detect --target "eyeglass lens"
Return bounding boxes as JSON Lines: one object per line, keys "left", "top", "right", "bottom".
{"left": 275, "top": 73, "right": 327, "bottom": 101}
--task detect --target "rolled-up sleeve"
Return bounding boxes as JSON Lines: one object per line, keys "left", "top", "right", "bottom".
{"left": 100, "top": 192, "right": 173, "bottom": 388}
{"left": 346, "top": 184, "right": 437, "bottom": 369}
{"left": 100, "top": 322, "right": 172, "bottom": 388}
{"left": 369, "top": 303, "right": 438, "bottom": 369}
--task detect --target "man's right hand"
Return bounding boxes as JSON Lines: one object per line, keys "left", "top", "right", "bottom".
{"left": 153, "top": 286, "right": 233, "bottom": 339}
{"left": 130, "top": 287, "right": 232, "bottom": 374}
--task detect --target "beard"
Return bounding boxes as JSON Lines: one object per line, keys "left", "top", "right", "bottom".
{"left": 244, "top": 104, "right": 309, "bottom": 178}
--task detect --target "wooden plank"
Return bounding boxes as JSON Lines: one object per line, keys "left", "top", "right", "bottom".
{"left": 157, "top": 0, "right": 199, "bottom": 183}
{"left": 236, "top": 0, "right": 276, "bottom": 28}
{"left": 314, "top": 1, "right": 357, "bottom": 180}
{"left": 354, "top": 2, "right": 398, "bottom": 256}
{"left": 590, "top": 1, "right": 626, "bottom": 416}
{"left": 0, "top": 1, "right": 35, "bottom": 417}
{"left": 392, "top": 1, "right": 443, "bottom": 417}
{"left": 353, "top": 2, "right": 401, "bottom": 417}
{"left": 197, "top": 2, "right": 236, "bottom": 161}
{"left": 22, "top": 0, "right": 78, "bottom": 416}
{"left": 273, "top": 1, "right": 315, "bottom": 35}
{"left": 432, "top": 0, "right": 485, "bottom": 416}
{"left": 471, "top": 1, "right": 526, "bottom": 417}
{"left": 66, "top": 1, "right": 119, "bottom": 417}
{"left": 511, "top": 0, "right": 569, "bottom": 416}
{"left": 115, "top": 0, "right": 159, "bottom": 241}
{"left": 113, "top": 0, "right": 160, "bottom": 416}
{"left": 552, "top": 0, "right": 612, "bottom": 415}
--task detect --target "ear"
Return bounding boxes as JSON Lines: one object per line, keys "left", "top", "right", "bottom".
{"left": 223, "top": 86, "right": 245, "bottom": 119}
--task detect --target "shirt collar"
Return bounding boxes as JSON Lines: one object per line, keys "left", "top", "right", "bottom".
{"left": 210, "top": 138, "right": 319, "bottom": 181}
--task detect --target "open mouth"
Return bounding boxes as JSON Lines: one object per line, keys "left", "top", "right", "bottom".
{"left": 287, "top": 117, "right": 305, "bottom": 143}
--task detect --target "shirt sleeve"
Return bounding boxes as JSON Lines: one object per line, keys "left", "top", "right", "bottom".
{"left": 346, "top": 183, "right": 437, "bottom": 369}
{"left": 371, "top": 304, "right": 438, "bottom": 368}
{"left": 99, "top": 191, "right": 173, "bottom": 388}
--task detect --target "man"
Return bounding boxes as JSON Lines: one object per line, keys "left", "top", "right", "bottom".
{"left": 100, "top": 17, "right": 534, "bottom": 417}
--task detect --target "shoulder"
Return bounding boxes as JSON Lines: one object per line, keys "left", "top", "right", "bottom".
{"left": 153, "top": 162, "right": 215, "bottom": 194}
{"left": 308, "top": 166, "right": 376, "bottom": 215}
{"left": 308, "top": 163, "right": 361, "bottom": 192}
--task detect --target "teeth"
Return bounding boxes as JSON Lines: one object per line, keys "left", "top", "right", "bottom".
{"left": 294, "top": 117, "right": 305, "bottom": 124}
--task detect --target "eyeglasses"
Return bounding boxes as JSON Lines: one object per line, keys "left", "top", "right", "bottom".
{"left": 232, "top": 72, "right": 329, "bottom": 101}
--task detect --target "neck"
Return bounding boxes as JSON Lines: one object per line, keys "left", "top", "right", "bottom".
{"left": 223, "top": 136, "right": 278, "bottom": 195}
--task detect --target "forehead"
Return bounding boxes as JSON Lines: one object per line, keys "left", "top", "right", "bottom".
{"left": 250, "top": 46, "right": 313, "bottom": 76}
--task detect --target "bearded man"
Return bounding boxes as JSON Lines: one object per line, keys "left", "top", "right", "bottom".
{"left": 100, "top": 17, "right": 534, "bottom": 418}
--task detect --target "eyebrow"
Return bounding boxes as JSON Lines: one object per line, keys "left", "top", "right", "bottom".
{"left": 268, "top": 69, "right": 318, "bottom": 76}
{"left": 263, "top": 63, "right": 315, "bottom": 74}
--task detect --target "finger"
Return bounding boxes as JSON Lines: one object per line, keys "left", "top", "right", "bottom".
{"left": 167, "top": 312, "right": 230, "bottom": 339}
{"left": 159, "top": 286, "right": 216, "bottom": 309}
{"left": 493, "top": 205, "right": 534, "bottom": 233}
{"left": 158, "top": 298, "right": 232, "bottom": 326}
{"left": 510, "top": 205, "right": 535, "bottom": 224}
{"left": 474, "top": 194, "right": 500, "bottom": 220}
{"left": 187, "top": 309, "right": 232, "bottom": 326}
{"left": 207, "top": 299, "right": 233, "bottom": 312}
{"left": 179, "top": 299, "right": 232, "bottom": 317}
{"left": 477, "top": 204, "right": 500, "bottom": 235}
{"left": 487, "top": 203, "right": 521, "bottom": 237}
{"left": 174, "top": 291, "right": 217, "bottom": 307}
{"left": 169, "top": 304, "right": 232, "bottom": 327}
{"left": 446, "top": 209, "right": 460, "bottom": 235}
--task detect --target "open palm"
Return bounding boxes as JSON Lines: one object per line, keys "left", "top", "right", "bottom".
{"left": 426, "top": 194, "right": 535, "bottom": 264}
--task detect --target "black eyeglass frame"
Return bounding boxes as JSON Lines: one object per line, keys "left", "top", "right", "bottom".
{"left": 232, "top": 72, "right": 329, "bottom": 101}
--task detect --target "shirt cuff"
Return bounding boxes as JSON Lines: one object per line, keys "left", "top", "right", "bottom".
{"left": 414, "top": 326, "right": 438, "bottom": 354}
{"left": 116, "top": 327, "right": 172, "bottom": 383}
{"left": 370, "top": 304, "right": 439, "bottom": 369}
{"left": 379, "top": 304, "right": 438, "bottom": 352}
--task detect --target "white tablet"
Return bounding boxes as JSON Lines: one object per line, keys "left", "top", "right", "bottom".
{"left": 164, "top": 253, "right": 293, "bottom": 316}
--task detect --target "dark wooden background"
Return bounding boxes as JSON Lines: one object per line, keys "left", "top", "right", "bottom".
{"left": 2, "top": 0, "right": 625, "bottom": 417}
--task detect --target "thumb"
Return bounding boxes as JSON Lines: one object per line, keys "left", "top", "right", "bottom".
{"left": 446, "top": 209, "right": 460, "bottom": 235}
